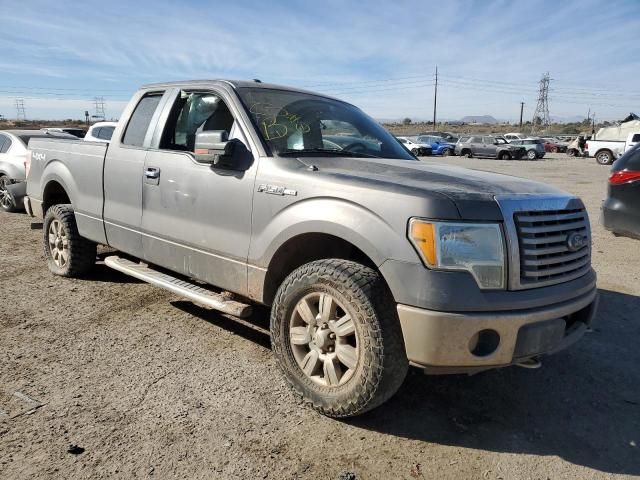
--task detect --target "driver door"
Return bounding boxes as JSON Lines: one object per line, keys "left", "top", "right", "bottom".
{"left": 141, "top": 89, "right": 258, "bottom": 296}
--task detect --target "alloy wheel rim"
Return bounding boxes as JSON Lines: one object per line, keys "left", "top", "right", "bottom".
{"left": 48, "top": 219, "right": 69, "bottom": 267}
{"left": 0, "top": 178, "right": 11, "bottom": 209}
{"left": 289, "top": 292, "right": 359, "bottom": 387}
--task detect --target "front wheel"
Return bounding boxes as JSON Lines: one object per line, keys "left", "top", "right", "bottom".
{"left": 442, "top": 148, "right": 452, "bottom": 157}
{"left": 270, "top": 259, "right": 408, "bottom": 418}
{"left": 462, "top": 150, "right": 472, "bottom": 158}
{"left": 0, "top": 176, "right": 18, "bottom": 213}
{"left": 44, "top": 204, "right": 97, "bottom": 277}
{"left": 499, "top": 152, "right": 512, "bottom": 160}
{"left": 527, "top": 150, "right": 537, "bottom": 160}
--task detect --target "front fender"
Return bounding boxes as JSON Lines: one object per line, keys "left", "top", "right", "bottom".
{"left": 250, "top": 197, "right": 413, "bottom": 269}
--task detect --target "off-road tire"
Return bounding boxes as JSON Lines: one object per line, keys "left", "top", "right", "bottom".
{"left": 596, "top": 150, "right": 614, "bottom": 165}
{"left": 44, "top": 204, "right": 97, "bottom": 277}
{"left": 0, "top": 175, "right": 18, "bottom": 213}
{"left": 499, "top": 151, "right": 511, "bottom": 160}
{"left": 270, "top": 259, "right": 408, "bottom": 418}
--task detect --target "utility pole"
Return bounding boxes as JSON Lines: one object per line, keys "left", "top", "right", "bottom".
{"left": 592, "top": 112, "right": 596, "bottom": 134}
{"left": 531, "top": 72, "right": 551, "bottom": 133}
{"left": 93, "top": 96, "right": 106, "bottom": 121}
{"left": 15, "top": 98, "right": 26, "bottom": 121}
{"left": 519, "top": 102, "right": 525, "bottom": 129}
{"left": 433, "top": 65, "right": 438, "bottom": 128}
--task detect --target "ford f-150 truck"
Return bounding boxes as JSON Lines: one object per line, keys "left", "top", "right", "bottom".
{"left": 587, "top": 132, "right": 640, "bottom": 165}
{"left": 24, "top": 80, "right": 598, "bottom": 417}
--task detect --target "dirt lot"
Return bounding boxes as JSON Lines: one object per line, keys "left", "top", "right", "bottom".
{"left": 1, "top": 153, "right": 639, "bottom": 479}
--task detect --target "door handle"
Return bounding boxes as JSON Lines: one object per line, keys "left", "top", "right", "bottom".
{"left": 145, "top": 167, "right": 160, "bottom": 179}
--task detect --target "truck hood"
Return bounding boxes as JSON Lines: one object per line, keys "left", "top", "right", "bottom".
{"left": 311, "top": 156, "right": 567, "bottom": 220}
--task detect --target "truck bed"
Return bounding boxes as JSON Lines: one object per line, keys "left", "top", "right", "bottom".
{"left": 27, "top": 138, "right": 109, "bottom": 244}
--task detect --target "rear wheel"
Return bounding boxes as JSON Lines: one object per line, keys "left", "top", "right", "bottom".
{"left": 44, "top": 204, "right": 97, "bottom": 277}
{"left": 270, "top": 259, "right": 408, "bottom": 418}
{"left": 0, "top": 176, "right": 17, "bottom": 213}
{"left": 527, "top": 149, "right": 537, "bottom": 160}
{"left": 596, "top": 150, "right": 614, "bottom": 165}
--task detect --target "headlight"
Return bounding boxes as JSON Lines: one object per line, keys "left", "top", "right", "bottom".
{"left": 408, "top": 219, "right": 506, "bottom": 289}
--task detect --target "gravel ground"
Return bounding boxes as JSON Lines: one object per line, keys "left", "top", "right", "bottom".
{"left": 1, "top": 153, "right": 639, "bottom": 479}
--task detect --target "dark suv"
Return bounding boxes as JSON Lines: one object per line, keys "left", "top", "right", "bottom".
{"left": 602, "top": 144, "right": 640, "bottom": 239}
{"left": 455, "top": 135, "right": 525, "bottom": 160}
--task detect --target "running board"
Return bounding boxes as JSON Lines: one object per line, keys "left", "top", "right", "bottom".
{"left": 104, "top": 256, "right": 252, "bottom": 318}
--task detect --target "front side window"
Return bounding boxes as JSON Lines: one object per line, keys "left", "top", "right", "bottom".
{"left": 238, "top": 87, "right": 414, "bottom": 160}
{"left": 122, "top": 92, "right": 164, "bottom": 147}
{"left": 160, "top": 91, "right": 236, "bottom": 152}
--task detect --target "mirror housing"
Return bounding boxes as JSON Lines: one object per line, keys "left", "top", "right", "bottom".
{"left": 194, "top": 130, "right": 240, "bottom": 168}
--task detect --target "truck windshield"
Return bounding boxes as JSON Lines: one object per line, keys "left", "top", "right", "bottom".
{"left": 238, "top": 87, "right": 415, "bottom": 160}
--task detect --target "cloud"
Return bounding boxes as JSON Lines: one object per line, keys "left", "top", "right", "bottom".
{"left": 0, "top": 0, "right": 638, "bottom": 120}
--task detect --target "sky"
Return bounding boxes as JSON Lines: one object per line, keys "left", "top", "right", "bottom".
{"left": 0, "top": 0, "right": 639, "bottom": 122}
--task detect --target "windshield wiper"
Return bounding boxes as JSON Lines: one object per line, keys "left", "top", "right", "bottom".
{"left": 278, "top": 148, "right": 380, "bottom": 158}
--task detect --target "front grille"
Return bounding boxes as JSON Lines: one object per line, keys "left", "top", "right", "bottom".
{"left": 514, "top": 208, "right": 591, "bottom": 288}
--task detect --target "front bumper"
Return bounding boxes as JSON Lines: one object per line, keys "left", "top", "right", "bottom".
{"left": 397, "top": 288, "right": 598, "bottom": 371}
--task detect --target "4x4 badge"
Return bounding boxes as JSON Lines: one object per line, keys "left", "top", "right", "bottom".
{"left": 257, "top": 184, "right": 297, "bottom": 196}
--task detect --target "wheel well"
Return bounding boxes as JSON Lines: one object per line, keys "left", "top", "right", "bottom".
{"left": 595, "top": 149, "right": 612, "bottom": 157}
{"left": 262, "top": 233, "right": 378, "bottom": 306}
{"left": 42, "top": 181, "right": 71, "bottom": 213}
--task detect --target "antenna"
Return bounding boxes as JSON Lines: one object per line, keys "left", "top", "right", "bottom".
{"left": 531, "top": 72, "right": 551, "bottom": 133}
{"left": 15, "top": 98, "right": 26, "bottom": 121}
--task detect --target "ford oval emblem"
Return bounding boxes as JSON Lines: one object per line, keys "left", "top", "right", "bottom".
{"left": 566, "top": 232, "right": 587, "bottom": 252}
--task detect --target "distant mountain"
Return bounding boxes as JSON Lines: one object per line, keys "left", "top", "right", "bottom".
{"left": 460, "top": 115, "right": 499, "bottom": 124}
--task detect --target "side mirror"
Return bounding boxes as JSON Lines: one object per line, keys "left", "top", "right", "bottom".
{"left": 194, "top": 130, "right": 240, "bottom": 168}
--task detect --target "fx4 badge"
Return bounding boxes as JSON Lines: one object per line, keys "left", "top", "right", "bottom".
{"left": 257, "top": 184, "right": 297, "bottom": 196}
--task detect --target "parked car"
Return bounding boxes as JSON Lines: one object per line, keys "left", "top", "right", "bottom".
{"left": 85, "top": 121, "right": 118, "bottom": 142}
{"left": 602, "top": 144, "right": 640, "bottom": 239}
{"left": 0, "top": 129, "right": 75, "bottom": 212}
{"left": 396, "top": 136, "right": 432, "bottom": 156}
{"left": 508, "top": 138, "right": 546, "bottom": 160}
{"left": 586, "top": 132, "right": 640, "bottom": 165}
{"left": 454, "top": 135, "right": 525, "bottom": 159}
{"left": 415, "top": 135, "right": 455, "bottom": 156}
{"left": 25, "top": 79, "right": 598, "bottom": 417}
{"left": 540, "top": 137, "right": 568, "bottom": 153}
{"left": 504, "top": 132, "right": 527, "bottom": 142}
{"left": 566, "top": 135, "right": 590, "bottom": 158}
{"left": 418, "top": 131, "right": 457, "bottom": 142}
{"left": 42, "top": 127, "right": 86, "bottom": 138}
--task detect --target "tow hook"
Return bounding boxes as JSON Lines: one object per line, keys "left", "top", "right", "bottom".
{"left": 515, "top": 357, "right": 542, "bottom": 369}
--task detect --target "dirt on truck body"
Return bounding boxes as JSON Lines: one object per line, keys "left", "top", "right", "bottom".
{"left": 25, "top": 79, "right": 597, "bottom": 417}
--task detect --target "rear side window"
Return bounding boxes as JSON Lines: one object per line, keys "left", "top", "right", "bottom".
{"left": 470, "top": 136, "right": 482, "bottom": 142}
{"left": 632, "top": 134, "right": 640, "bottom": 142}
{"left": 122, "top": 93, "right": 164, "bottom": 147}
{"left": 98, "top": 126, "right": 115, "bottom": 140}
{"left": 92, "top": 127, "right": 102, "bottom": 139}
{"left": 1, "top": 136, "right": 13, "bottom": 153}
{"left": 0, "top": 135, "right": 7, "bottom": 153}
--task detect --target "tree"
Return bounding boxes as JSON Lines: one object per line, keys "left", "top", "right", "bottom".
{"left": 402, "top": 117, "right": 412, "bottom": 125}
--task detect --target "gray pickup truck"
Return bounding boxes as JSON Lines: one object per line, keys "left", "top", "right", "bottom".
{"left": 25, "top": 80, "right": 598, "bottom": 417}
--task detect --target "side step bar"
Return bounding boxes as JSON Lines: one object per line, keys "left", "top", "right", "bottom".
{"left": 104, "top": 256, "right": 252, "bottom": 318}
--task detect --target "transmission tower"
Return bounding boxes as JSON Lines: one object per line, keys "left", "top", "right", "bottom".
{"left": 15, "top": 98, "right": 26, "bottom": 121}
{"left": 531, "top": 72, "right": 551, "bottom": 133}
{"left": 93, "top": 96, "right": 106, "bottom": 120}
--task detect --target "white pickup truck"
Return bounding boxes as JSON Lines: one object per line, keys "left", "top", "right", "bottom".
{"left": 586, "top": 132, "right": 640, "bottom": 165}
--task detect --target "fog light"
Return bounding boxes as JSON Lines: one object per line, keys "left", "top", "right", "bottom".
{"left": 469, "top": 329, "right": 500, "bottom": 357}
